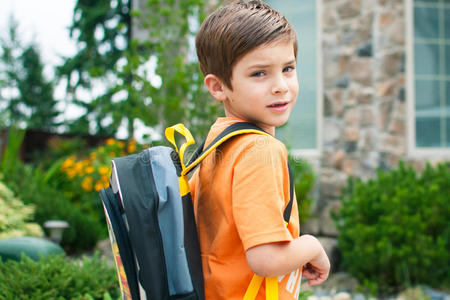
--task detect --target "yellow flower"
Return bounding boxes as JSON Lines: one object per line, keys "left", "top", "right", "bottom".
{"left": 81, "top": 176, "right": 93, "bottom": 192}
{"left": 106, "top": 138, "right": 116, "bottom": 145}
{"left": 94, "top": 180, "right": 108, "bottom": 192}
{"left": 61, "top": 156, "right": 75, "bottom": 170}
{"left": 101, "top": 175, "right": 110, "bottom": 184}
{"left": 127, "top": 141, "right": 136, "bottom": 153}
{"left": 99, "top": 166, "right": 110, "bottom": 176}
{"left": 117, "top": 141, "right": 125, "bottom": 148}
{"left": 66, "top": 169, "right": 77, "bottom": 179}
{"left": 85, "top": 166, "right": 95, "bottom": 174}
{"left": 74, "top": 161, "right": 85, "bottom": 176}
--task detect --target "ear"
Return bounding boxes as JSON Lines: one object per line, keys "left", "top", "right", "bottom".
{"left": 204, "top": 74, "right": 228, "bottom": 102}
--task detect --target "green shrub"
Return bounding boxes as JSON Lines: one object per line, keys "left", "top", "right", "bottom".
{"left": 0, "top": 253, "right": 120, "bottom": 299}
{"left": 334, "top": 161, "right": 450, "bottom": 294}
{"left": 289, "top": 155, "right": 315, "bottom": 222}
{"left": 30, "top": 184, "right": 103, "bottom": 254}
{"left": 0, "top": 127, "right": 25, "bottom": 175}
{"left": 1, "top": 127, "right": 105, "bottom": 253}
{"left": 4, "top": 164, "right": 103, "bottom": 254}
{"left": 0, "top": 179, "right": 43, "bottom": 239}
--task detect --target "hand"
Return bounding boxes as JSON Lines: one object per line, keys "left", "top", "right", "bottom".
{"left": 302, "top": 248, "right": 330, "bottom": 286}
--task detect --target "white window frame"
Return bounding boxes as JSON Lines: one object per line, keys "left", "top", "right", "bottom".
{"left": 406, "top": 0, "right": 450, "bottom": 158}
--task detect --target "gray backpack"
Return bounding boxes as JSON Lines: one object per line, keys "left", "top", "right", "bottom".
{"left": 99, "top": 122, "right": 293, "bottom": 300}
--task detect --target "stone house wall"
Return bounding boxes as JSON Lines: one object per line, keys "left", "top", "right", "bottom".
{"left": 310, "top": 0, "right": 408, "bottom": 238}
{"left": 299, "top": 0, "right": 411, "bottom": 270}
{"left": 306, "top": 0, "right": 447, "bottom": 265}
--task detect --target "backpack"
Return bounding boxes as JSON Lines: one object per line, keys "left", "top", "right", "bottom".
{"left": 99, "top": 122, "right": 295, "bottom": 300}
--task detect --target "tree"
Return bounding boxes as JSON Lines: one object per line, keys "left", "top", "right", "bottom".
{"left": 57, "top": 0, "right": 133, "bottom": 136}
{"left": 58, "top": 0, "right": 130, "bottom": 90}
{"left": 16, "top": 45, "right": 58, "bottom": 130}
{"left": 0, "top": 19, "right": 22, "bottom": 127}
{"left": 136, "top": 0, "right": 222, "bottom": 138}
{"left": 0, "top": 18, "right": 58, "bottom": 131}
{"left": 59, "top": 0, "right": 222, "bottom": 140}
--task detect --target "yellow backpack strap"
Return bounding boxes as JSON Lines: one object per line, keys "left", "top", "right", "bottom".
{"left": 243, "top": 274, "right": 264, "bottom": 300}
{"left": 243, "top": 275, "right": 278, "bottom": 300}
{"left": 165, "top": 123, "right": 195, "bottom": 171}
{"left": 165, "top": 124, "right": 196, "bottom": 197}
{"left": 265, "top": 277, "right": 278, "bottom": 300}
{"left": 182, "top": 122, "right": 271, "bottom": 176}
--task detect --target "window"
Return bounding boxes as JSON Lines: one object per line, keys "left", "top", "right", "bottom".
{"left": 409, "top": 0, "right": 450, "bottom": 151}
{"left": 267, "top": 0, "right": 321, "bottom": 152}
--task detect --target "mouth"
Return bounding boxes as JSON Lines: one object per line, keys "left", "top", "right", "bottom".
{"left": 267, "top": 101, "right": 290, "bottom": 111}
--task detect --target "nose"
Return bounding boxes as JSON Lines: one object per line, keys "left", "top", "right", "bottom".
{"left": 271, "top": 74, "right": 289, "bottom": 95}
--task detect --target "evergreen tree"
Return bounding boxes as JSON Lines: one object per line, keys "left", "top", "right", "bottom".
{"left": 17, "top": 45, "right": 58, "bottom": 130}
{"left": 0, "top": 18, "right": 58, "bottom": 130}
{"left": 0, "top": 19, "right": 22, "bottom": 127}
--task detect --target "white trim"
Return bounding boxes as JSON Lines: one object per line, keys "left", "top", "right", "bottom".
{"left": 290, "top": 149, "right": 321, "bottom": 160}
{"left": 406, "top": 0, "right": 416, "bottom": 156}
{"left": 290, "top": 149, "right": 321, "bottom": 171}
{"left": 111, "top": 159, "right": 126, "bottom": 212}
{"left": 405, "top": 0, "right": 450, "bottom": 158}
{"left": 316, "top": 0, "right": 323, "bottom": 155}
{"left": 408, "top": 148, "right": 450, "bottom": 158}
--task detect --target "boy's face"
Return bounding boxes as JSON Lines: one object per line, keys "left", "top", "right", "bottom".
{"left": 221, "top": 40, "right": 298, "bottom": 135}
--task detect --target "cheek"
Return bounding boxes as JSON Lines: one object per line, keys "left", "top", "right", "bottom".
{"left": 290, "top": 80, "right": 299, "bottom": 95}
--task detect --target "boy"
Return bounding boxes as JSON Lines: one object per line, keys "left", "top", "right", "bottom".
{"left": 190, "top": 1, "right": 330, "bottom": 299}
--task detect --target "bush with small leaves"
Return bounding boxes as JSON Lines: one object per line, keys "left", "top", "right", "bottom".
{"left": 4, "top": 164, "right": 103, "bottom": 254}
{"left": 0, "top": 179, "right": 43, "bottom": 239}
{"left": 0, "top": 253, "right": 120, "bottom": 300}
{"left": 334, "top": 161, "right": 450, "bottom": 295}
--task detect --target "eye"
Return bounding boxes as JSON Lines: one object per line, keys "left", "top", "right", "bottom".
{"left": 251, "top": 71, "right": 265, "bottom": 77}
{"left": 283, "top": 66, "right": 295, "bottom": 73}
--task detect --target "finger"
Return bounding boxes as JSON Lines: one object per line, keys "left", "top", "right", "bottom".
{"left": 303, "top": 264, "right": 316, "bottom": 273}
{"left": 308, "top": 272, "right": 329, "bottom": 286}
{"left": 308, "top": 275, "right": 327, "bottom": 286}
{"left": 302, "top": 269, "right": 317, "bottom": 279}
{"left": 302, "top": 272, "right": 318, "bottom": 280}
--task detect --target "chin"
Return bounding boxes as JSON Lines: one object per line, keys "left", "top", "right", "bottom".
{"left": 273, "top": 118, "right": 290, "bottom": 128}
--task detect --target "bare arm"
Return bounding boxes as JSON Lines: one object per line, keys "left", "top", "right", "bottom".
{"left": 245, "top": 234, "right": 330, "bottom": 285}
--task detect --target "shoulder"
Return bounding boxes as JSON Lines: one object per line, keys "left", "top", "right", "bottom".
{"left": 234, "top": 133, "right": 287, "bottom": 154}
{"left": 226, "top": 134, "right": 288, "bottom": 166}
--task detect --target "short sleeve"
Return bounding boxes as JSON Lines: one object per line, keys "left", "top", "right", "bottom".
{"left": 232, "top": 135, "right": 293, "bottom": 251}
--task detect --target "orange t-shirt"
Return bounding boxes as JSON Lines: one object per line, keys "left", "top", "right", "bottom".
{"left": 189, "top": 117, "right": 301, "bottom": 300}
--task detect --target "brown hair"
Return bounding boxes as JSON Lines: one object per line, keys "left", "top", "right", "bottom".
{"left": 195, "top": 0, "right": 297, "bottom": 89}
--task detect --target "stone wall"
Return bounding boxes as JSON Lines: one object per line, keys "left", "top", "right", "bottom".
{"left": 304, "top": 0, "right": 407, "bottom": 240}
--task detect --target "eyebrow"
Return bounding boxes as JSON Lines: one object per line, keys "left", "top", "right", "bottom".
{"left": 247, "top": 60, "right": 296, "bottom": 70}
